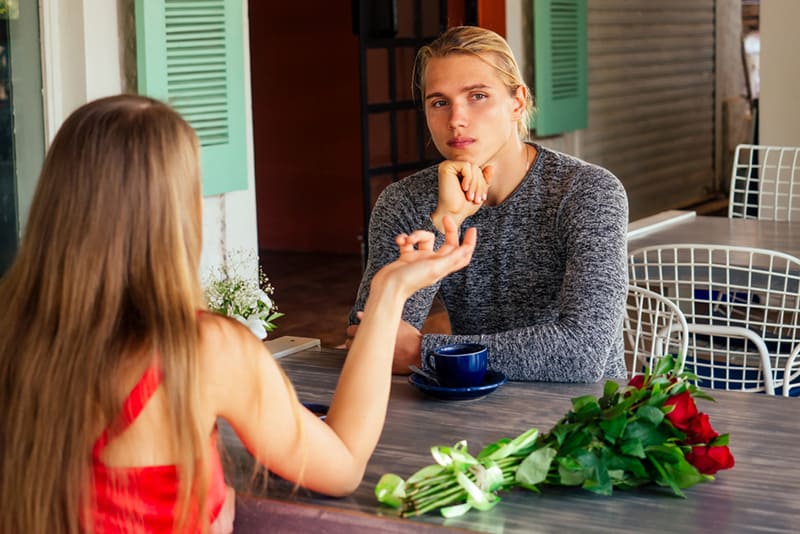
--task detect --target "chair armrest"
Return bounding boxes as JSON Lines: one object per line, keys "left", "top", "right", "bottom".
{"left": 685, "top": 323, "right": 775, "bottom": 395}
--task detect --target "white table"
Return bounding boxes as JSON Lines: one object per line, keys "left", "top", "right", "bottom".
{"left": 627, "top": 215, "right": 800, "bottom": 258}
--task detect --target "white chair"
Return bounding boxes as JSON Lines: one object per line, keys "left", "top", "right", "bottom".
{"left": 728, "top": 144, "right": 800, "bottom": 221}
{"left": 783, "top": 344, "right": 800, "bottom": 398}
{"left": 624, "top": 285, "right": 689, "bottom": 378}
{"left": 628, "top": 244, "right": 800, "bottom": 395}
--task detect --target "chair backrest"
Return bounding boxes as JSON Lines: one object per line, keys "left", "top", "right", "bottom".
{"left": 729, "top": 144, "right": 800, "bottom": 221}
{"left": 629, "top": 244, "right": 800, "bottom": 394}
{"left": 624, "top": 285, "right": 690, "bottom": 378}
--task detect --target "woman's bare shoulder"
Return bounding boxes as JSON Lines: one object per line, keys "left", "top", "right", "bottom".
{"left": 196, "top": 311, "right": 270, "bottom": 377}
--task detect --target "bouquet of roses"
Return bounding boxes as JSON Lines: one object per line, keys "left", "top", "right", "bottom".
{"left": 375, "top": 356, "right": 734, "bottom": 518}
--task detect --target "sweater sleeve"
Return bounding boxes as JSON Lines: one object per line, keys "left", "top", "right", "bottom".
{"left": 348, "top": 180, "right": 444, "bottom": 330}
{"left": 421, "top": 167, "right": 629, "bottom": 383}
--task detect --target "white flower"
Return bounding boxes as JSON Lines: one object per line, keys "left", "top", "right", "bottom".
{"left": 202, "top": 249, "right": 283, "bottom": 338}
{"left": 243, "top": 314, "right": 268, "bottom": 340}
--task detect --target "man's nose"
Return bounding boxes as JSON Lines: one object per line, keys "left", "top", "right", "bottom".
{"left": 448, "top": 102, "right": 467, "bottom": 130}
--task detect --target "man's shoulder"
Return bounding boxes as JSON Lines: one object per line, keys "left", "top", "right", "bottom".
{"left": 374, "top": 164, "right": 439, "bottom": 209}
{"left": 537, "top": 145, "right": 624, "bottom": 196}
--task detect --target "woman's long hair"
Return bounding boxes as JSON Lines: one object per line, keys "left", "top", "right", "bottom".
{"left": 0, "top": 95, "right": 208, "bottom": 533}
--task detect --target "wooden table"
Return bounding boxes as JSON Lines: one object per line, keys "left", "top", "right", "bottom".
{"left": 224, "top": 348, "right": 800, "bottom": 533}
{"left": 627, "top": 215, "right": 800, "bottom": 258}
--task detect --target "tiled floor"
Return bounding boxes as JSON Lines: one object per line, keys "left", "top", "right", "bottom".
{"left": 260, "top": 250, "right": 449, "bottom": 348}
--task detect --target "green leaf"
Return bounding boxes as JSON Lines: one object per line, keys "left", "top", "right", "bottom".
{"left": 440, "top": 503, "right": 472, "bottom": 518}
{"left": 570, "top": 449, "right": 612, "bottom": 496}
{"left": 662, "top": 454, "right": 708, "bottom": 489}
{"left": 636, "top": 405, "right": 665, "bottom": 426}
{"left": 645, "top": 391, "right": 670, "bottom": 407}
{"left": 552, "top": 422, "right": 583, "bottom": 446}
{"left": 654, "top": 354, "right": 676, "bottom": 375}
{"left": 557, "top": 460, "right": 589, "bottom": 486}
{"left": 486, "top": 428, "right": 539, "bottom": 460}
{"left": 598, "top": 414, "right": 627, "bottom": 445}
{"left": 603, "top": 380, "right": 619, "bottom": 399}
{"left": 560, "top": 427, "right": 593, "bottom": 455}
{"left": 620, "top": 438, "right": 646, "bottom": 458}
{"left": 692, "top": 389, "right": 717, "bottom": 402}
{"left": 624, "top": 420, "right": 668, "bottom": 448}
{"left": 516, "top": 447, "right": 557, "bottom": 488}
{"left": 647, "top": 455, "right": 685, "bottom": 497}
{"left": 610, "top": 454, "right": 648, "bottom": 480}
{"left": 375, "top": 474, "right": 406, "bottom": 508}
{"left": 710, "top": 433, "right": 729, "bottom": 447}
{"left": 478, "top": 438, "right": 510, "bottom": 460}
{"left": 572, "top": 395, "right": 602, "bottom": 420}
{"left": 646, "top": 444, "right": 685, "bottom": 465}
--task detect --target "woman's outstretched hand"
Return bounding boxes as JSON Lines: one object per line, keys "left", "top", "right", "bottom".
{"left": 371, "top": 215, "right": 476, "bottom": 301}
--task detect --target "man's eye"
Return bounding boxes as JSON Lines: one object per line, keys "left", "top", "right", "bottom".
{"left": 472, "top": 93, "right": 487, "bottom": 101}
{"left": 430, "top": 100, "right": 447, "bottom": 108}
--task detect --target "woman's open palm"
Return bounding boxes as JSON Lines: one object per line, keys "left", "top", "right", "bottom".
{"left": 373, "top": 216, "right": 476, "bottom": 298}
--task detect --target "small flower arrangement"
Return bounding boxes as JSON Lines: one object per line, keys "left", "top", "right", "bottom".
{"left": 376, "top": 355, "right": 734, "bottom": 518}
{"left": 203, "top": 250, "right": 283, "bottom": 340}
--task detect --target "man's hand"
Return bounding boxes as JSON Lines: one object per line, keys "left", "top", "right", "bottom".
{"left": 347, "top": 314, "right": 422, "bottom": 374}
{"left": 431, "top": 161, "right": 493, "bottom": 232}
{"left": 391, "top": 320, "right": 422, "bottom": 374}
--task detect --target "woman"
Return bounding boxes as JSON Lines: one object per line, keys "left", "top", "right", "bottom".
{"left": 0, "top": 95, "right": 476, "bottom": 533}
{"left": 348, "top": 26, "right": 629, "bottom": 382}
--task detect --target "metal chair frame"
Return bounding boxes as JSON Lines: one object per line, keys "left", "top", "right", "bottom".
{"left": 729, "top": 144, "right": 800, "bottom": 221}
{"left": 629, "top": 244, "right": 800, "bottom": 395}
{"left": 624, "top": 285, "right": 690, "bottom": 378}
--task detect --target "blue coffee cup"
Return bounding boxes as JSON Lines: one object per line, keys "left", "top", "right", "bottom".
{"left": 427, "top": 343, "right": 488, "bottom": 388}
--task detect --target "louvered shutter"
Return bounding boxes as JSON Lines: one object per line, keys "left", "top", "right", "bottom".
{"left": 531, "top": 0, "right": 588, "bottom": 136}
{"left": 135, "top": 0, "right": 247, "bottom": 196}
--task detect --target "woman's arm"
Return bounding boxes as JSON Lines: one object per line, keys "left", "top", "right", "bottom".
{"left": 212, "top": 218, "right": 476, "bottom": 496}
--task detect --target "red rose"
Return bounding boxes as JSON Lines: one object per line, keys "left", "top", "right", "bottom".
{"left": 628, "top": 375, "right": 646, "bottom": 389}
{"left": 684, "top": 413, "right": 718, "bottom": 444}
{"left": 663, "top": 391, "right": 698, "bottom": 431}
{"left": 686, "top": 445, "right": 735, "bottom": 475}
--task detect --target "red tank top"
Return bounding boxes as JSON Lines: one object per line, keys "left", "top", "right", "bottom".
{"left": 88, "top": 364, "right": 227, "bottom": 533}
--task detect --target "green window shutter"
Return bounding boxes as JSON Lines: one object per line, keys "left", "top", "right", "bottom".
{"left": 531, "top": 0, "right": 588, "bottom": 136}
{"left": 135, "top": 0, "right": 248, "bottom": 196}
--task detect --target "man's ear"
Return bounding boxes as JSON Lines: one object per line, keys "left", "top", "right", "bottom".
{"left": 511, "top": 85, "right": 527, "bottom": 120}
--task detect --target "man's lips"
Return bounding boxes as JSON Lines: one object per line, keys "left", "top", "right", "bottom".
{"left": 447, "top": 137, "right": 475, "bottom": 148}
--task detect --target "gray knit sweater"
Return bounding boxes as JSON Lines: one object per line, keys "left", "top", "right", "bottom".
{"left": 349, "top": 144, "right": 629, "bottom": 382}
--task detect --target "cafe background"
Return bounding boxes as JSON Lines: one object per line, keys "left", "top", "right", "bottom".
{"left": 1, "top": 0, "right": 799, "bottom": 306}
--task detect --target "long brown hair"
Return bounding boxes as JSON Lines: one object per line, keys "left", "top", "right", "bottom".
{"left": 0, "top": 95, "right": 208, "bottom": 532}
{"left": 414, "top": 25, "right": 534, "bottom": 140}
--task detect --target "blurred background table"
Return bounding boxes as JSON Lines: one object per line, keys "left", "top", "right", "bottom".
{"left": 628, "top": 215, "right": 800, "bottom": 258}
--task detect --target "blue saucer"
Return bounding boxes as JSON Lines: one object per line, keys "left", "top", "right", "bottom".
{"left": 408, "top": 370, "right": 507, "bottom": 401}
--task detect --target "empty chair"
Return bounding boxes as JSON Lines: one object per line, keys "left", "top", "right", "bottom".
{"left": 729, "top": 144, "right": 800, "bottom": 221}
{"left": 782, "top": 344, "right": 800, "bottom": 398}
{"left": 629, "top": 244, "right": 800, "bottom": 395}
{"left": 624, "top": 285, "right": 690, "bottom": 378}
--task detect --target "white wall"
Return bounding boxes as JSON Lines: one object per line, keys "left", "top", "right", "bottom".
{"left": 38, "top": 0, "right": 259, "bottom": 279}
{"left": 759, "top": 0, "right": 800, "bottom": 146}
